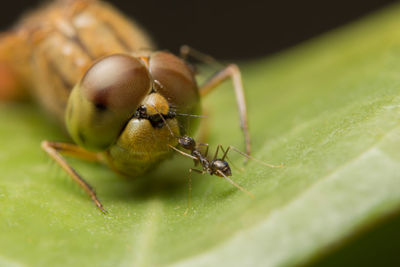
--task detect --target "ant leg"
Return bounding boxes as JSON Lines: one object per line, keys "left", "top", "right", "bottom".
{"left": 180, "top": 45, "right": 250, "bottom": 157}
{"left": 184, "top": 170, "right": 192, "bottom": 216}
{"left": 213, "top": 145, "right": 220, "bottom": 160}
{"left": 184, "top": 168, "right": 204, "bottom": 216}
{"left": 197, "top": 143, "right": 209, "bottom": 157}
{"left": 41, "top": 140, "right": 107, "bottom": 214}
{"left": 226, "top": 145, "right": 284, "bottom": 168}
{"left": 217, "top": 170, "right": 255, "bottom": 199}
{"left": 221, "top": 145, "right": 230, "bottom": 161}
{"left": 220, "top": 145, "right": 244, "bottom": 172}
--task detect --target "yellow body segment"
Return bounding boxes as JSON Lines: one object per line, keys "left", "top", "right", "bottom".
{"left": 106, "top": 118, "right": 180, "bottom": 176}
{"left": 2, "top": 0, "right": 154, "bottom": 121}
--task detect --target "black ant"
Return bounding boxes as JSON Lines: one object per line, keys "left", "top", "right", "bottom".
{"left": 151, "top": 105, "right": 283, "bottom": 215}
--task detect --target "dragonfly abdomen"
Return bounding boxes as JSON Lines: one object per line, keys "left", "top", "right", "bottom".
{"left": 2, "top": 0, "right": 154, "bottom": 122}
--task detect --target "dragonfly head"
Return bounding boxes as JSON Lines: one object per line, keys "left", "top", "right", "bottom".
{"left": 65, "top": 51, "right": 201, "bottom": 175}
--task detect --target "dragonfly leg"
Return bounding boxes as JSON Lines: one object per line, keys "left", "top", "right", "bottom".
{"left": 180, "top": 45, "right": 223, "bottom": 69}
{"left": 180, "top": 45, "right": 251, "bottom": 156}
{"left": 195, "top": 107, "right": 210, "bottom": 145}
{"left": 41, "top": 140, "right": 107, "bottom": 214}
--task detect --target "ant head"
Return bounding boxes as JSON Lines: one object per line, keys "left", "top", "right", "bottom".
{"left": 178, "top": 135, "right": 196, "bottom": 150}
{"left": 211, "top": 159, "right": 232, "bottom": 177}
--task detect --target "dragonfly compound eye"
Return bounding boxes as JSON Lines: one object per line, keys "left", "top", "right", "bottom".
{"left": 149, "top": 51, "right": 201, "bottom": 134}
{"left": 66, "top": 54, "right": 151, "bottom": 151}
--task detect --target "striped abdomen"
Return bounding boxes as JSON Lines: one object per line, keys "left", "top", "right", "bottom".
{"left": 3, "top": 0, "right": 154, "bottom": 122}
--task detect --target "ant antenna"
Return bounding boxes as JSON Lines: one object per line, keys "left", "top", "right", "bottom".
{"left": 216, "top": 170, "right": 255, "bottom": 199}
{"left": 149, "top": 104, "right": 204, "bottom": 139}
{"left": 175, "top": 113, "right": 206, "bottom": 118}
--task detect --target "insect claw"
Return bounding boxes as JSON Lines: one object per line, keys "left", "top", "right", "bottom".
{"left": 98, "top": 205, "right": 108, "bottom": 215}
{"left": 183, "top": 208, "right": 189, "bottom": 216}
{"left": 92, "top": 197, "right": 108, "bottom": 214}
{"left": 271, "top": 163, "right": 285, "bottom": 168}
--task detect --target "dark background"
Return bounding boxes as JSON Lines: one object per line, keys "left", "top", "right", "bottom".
{"left": 0, "top": 0, "right": 398, "bottom": 60}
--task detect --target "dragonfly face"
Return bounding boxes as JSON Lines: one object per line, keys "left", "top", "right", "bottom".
{"left": 66, "top": 51, "right": 200, "bottom": 175}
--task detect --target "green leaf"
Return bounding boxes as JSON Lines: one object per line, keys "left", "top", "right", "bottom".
{"left": 1, "top": 4, "right": 400, "bottom": 267}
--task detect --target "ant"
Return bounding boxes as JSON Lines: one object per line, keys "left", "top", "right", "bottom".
{"left": 152, "top": 105, "right": 283, "bottom": 215}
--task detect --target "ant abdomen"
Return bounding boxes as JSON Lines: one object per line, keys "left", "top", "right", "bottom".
{"left": 211, "top": 159, "right": 232, "bottom": 177}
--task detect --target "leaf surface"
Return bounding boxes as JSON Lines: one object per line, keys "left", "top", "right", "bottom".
{"left": 1, "top": 5, "right": 400, "bottom": 267}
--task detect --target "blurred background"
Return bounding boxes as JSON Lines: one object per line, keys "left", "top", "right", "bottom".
{"left": 0, "top": 0, "right": 397, "bottom": 60}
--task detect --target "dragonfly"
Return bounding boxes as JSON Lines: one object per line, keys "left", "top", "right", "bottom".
{"left": 0, "top": 0, "right": 269, "bottom": 213}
